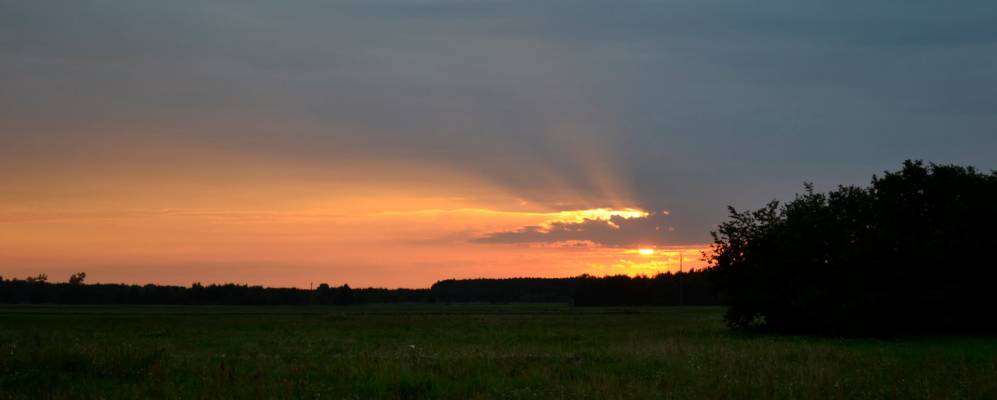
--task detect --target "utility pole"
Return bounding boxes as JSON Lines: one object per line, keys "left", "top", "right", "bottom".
{"left": 678, "top": 252, "right": 684, "bottom": 306}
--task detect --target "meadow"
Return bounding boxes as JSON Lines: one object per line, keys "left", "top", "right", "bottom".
{"left": 1, "top": 304, "right": 994, "bottom": 399}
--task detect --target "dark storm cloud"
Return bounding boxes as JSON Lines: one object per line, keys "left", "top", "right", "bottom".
{"left": 473, "top": 212, "right": 673, "bottom": 248}
{"left": 2, "top": 0, "right": 996, "bottom": 243}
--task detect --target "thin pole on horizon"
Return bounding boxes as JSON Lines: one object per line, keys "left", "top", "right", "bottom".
{"left": 679, "top": 252, "right": 684, "bottom": 306}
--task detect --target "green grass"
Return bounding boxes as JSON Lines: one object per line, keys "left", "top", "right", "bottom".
{"left": 0, "top": 304, "right": 995, "bottom": 399}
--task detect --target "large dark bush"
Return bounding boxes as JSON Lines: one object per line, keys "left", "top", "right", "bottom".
{"left": 710, "top": 161, "right": 997, "bottom": 336}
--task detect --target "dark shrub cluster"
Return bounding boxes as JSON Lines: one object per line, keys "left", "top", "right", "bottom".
{"left": 0, "top": 280, "right": 430, "bottom": 305}
{"left": 430, "top": 278, "right": 576, "bottom": 303}
{"left": 0, "top": 274, "right": 721, "bottom": 306}
{"left": 710, "top": 161, "right": 997, "bottom": 335}
{"left": 573, "top": 272, "right": 717, "bottom": 306}
{"left": 429, "top": 273, "right": 719, "bottom": 305}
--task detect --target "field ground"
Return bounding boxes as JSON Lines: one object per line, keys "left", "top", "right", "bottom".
{"left": 1, "top": 304, "right": 995, "bottom": 399}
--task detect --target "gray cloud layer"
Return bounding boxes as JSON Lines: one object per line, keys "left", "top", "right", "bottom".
{"left": 3, "top": 0, "right": 996, "bottom": 243}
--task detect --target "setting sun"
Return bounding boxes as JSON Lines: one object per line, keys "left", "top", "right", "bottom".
{"left": 637, "top": 248, "right": 655, "bottom": 255}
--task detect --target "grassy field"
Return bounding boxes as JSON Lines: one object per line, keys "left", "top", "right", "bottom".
{"left": 1, "top": 304, "right": 995, "bottom": 399}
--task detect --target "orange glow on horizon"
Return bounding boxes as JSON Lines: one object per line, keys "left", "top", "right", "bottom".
{"left": 0, "top": 200, "right": 709, "bottom": 287}
{"left": 0, "top": 132, "right": 706, "bottom": 288}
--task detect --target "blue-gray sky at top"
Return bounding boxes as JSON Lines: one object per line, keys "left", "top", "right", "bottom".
{"left": 2, "top": 0, "right": 996, "bottom": 244}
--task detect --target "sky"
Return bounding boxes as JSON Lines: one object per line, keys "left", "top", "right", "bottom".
{"left": 2, "top": 0, "right": 996, "bottom": 287}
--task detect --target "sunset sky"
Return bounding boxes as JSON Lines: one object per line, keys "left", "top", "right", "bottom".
{"left": 2, "top": 1, "right": 996, "bottom": 287}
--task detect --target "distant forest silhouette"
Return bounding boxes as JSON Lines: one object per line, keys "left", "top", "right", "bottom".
{"left": 0, "top": 272, "right": 715, "bottom": 306}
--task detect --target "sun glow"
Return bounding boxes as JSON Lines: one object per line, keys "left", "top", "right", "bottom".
{"left": 637, "top": 248, "right": 655, "bottom": 255}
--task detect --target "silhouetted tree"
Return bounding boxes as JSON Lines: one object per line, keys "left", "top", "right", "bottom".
{"left": 710, "top": 161, "right": 997, "bottom": 336}
{"left": 68, "top": 272, "right": 86, "bottom": 285}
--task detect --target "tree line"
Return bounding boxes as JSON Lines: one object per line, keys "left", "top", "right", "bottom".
{"left": 0, "top": 272, "right": 717, "bottom": 306}
{"left": 709, "top": 160, "right": 997, "bottom": 336}
{"left": 574, "top": 272, "right": 717, "bottom": 306}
